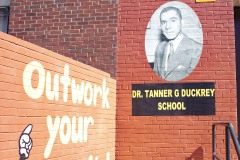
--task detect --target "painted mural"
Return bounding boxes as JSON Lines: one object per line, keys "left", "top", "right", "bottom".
{"left": 0, "top": 32, "right": 116, "bottom": 160}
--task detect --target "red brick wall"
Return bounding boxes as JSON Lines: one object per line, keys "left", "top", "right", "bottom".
{"left": 116, "top": 0, "right": 237, "bottom": 159}
{"left": 0, "top": 32, "right": 116, "bottom": 160}
{"left": 8, "top": 0, "right": 118, "bottom": 78}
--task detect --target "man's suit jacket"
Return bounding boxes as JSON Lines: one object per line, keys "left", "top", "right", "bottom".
{"left": 153, "top": 34, "right": 202, "bottom": 81}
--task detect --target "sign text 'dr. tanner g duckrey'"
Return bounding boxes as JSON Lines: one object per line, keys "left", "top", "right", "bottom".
{"left": 143, "top": 89, "right": 215, "bottom": 98}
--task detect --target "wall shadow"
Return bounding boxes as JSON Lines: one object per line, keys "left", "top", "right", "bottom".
{"left": 185, "top": 146, "right": 204, "bottom": 160}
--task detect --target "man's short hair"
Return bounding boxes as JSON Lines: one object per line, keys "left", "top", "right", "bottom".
{"left": 160, "top": 6, "right": 182, "bottom": 20}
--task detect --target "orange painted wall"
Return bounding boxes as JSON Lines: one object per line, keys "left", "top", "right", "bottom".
{"left": 116, "top": 0, "right": 237, "bottom": 159}
{"left": 0, "top": 32, "right": 116, "bottom": 160}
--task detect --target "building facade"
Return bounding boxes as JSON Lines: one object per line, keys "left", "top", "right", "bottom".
{"left": 1, "top": 0, "right": 239, "bottom": 159}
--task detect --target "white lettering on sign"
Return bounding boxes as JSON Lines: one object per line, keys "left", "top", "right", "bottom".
{"left": 23, "top": 61, "right": 45, "bottom": 99}
{"left": 44, "top": 116, "right": 94, "bottom": 159}
{"left": 22, "top": 61, "right": 112, "bottom": 159}
{"left": 22, "top": 61, "right": 110, "bottom": 108}
{"left": 60, "top": 64, "right": 71, "bottom": 102}
{"left": 88, "top": 152, "right": 110, "bottom": 160}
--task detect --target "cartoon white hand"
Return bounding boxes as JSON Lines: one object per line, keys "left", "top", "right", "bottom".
{"left": 19, "top": 124, "right": 33, "bottom": 159}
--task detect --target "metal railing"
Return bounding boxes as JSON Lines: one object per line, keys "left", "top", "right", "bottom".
{"left": 212, "top": 122, "right": 240, "bottom": 160}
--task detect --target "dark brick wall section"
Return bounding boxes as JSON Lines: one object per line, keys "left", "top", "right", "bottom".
{"left": 9, "top": 0, "right": 118, "bottom": 78}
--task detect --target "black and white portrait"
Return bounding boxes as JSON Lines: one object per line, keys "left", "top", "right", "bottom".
{"left": 145, "top": 1, "right": 203, "bottom": 81}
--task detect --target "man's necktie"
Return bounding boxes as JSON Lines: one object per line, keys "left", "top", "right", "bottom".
{"left": 167, "top": 42, "right": 174, "bottom": 63}
{"left": 165, "top": 42, "right": 174, "bottom": 73}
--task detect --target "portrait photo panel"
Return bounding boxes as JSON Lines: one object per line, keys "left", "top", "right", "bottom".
{"left": 145, "top": 1, "right": 203, "bottom": 81}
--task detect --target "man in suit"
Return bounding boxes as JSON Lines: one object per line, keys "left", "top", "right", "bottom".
{"left": 153, "top": 6, "right": 202, "bottom": 81}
